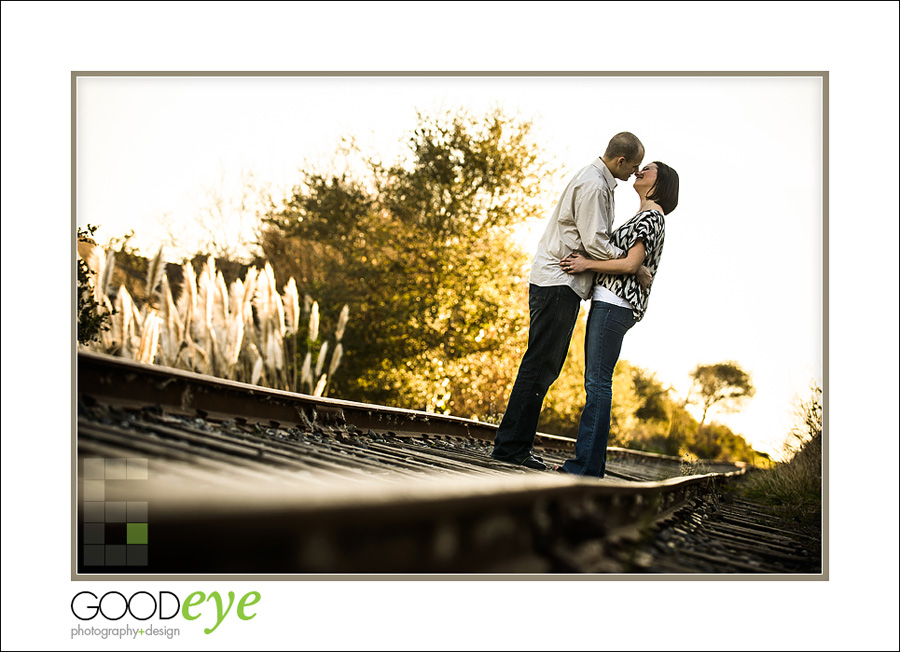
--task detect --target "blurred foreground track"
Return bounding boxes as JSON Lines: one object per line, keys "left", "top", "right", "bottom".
{"left": 75, "top": 352, "right": 819, "bottom": 575}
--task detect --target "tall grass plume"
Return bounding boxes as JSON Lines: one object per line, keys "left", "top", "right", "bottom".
{"left": 79, "top": 242, "right": 349, "bottom": 397}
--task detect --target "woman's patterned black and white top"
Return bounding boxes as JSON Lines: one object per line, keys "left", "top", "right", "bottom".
{"left": 593, "top": 209, "right": 666, "bottom": 322}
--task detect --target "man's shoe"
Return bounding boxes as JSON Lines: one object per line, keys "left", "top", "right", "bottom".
{"left": 518, "top": 455, "right": 546, "bottom": 470}
{"left": 491, "top": 453, "right": 546, "bottom": 470}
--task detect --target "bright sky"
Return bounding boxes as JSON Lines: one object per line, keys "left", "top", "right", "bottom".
{"left": 77, "top": 74, "right": 822, "bottom": 459}
{"left": 3, "top": 3, "right": 898, "bottom": 650}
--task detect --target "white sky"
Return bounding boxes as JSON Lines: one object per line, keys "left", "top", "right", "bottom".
{"left": 2, "top": 2, "right": 898, "bottom": 651}
{"left": 77, "top": 73, "right": 822, "bottom": 459}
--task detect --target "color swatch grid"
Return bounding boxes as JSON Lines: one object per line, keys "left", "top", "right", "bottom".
{"left": 82, "top": 458, "right": 148, "bottom": 566}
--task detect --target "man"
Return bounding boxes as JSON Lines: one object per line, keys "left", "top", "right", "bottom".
{"left": 490, "top": 132, "right": 646, "bottom": 469}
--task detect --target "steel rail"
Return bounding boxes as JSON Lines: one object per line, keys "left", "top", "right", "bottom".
{"left": 77, "top": 351, "right": 741, "bottom": 469}
{"left": 74, "top": 351, "right": 756, "bottom": 575}
{"left": 78, "top": 351, "right": 512, "bottom": 441}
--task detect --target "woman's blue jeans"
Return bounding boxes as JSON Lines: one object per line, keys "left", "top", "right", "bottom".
{"left": 561, "top": 300, "right": 636, "bottom": 478}
{"left": 491, "top": 284, "right": 582, "bottom": 462}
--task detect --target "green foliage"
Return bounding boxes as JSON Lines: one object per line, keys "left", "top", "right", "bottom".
{"left": 633, "top": 367, "right": 670, "bottom": 422}
{"left": 741, "top": 381, "right": 822, "bottom": 527}
{"left": 260, "top": 107, "right": 550, "bottom": 413}
{"left": 691, "top": 421, "right": 757, "bottom": 461}
{"left": 77, "top": 225, "right": 113, "bottom": 344}
{"left": 379, "top": 109, "right": 548, "bottom": 238}
{"left": 689, "top": 360, "right": 756, "bottom": 426}
{"left": 785, "top": 381, "right": 823, "bottom": 456}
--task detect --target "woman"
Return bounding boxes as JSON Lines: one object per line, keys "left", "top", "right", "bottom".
{"left": 557, "top": 161, "right": 679, "bottom": 477}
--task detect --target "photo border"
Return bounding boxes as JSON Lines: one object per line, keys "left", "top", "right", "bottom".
{"left": 71, "top": 70, "right": 828, "bottom": 582}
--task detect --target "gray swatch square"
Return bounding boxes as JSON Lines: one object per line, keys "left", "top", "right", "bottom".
{"left": 83, "top": 480, "right": 105, "bottom": 502}
{"left": 105, "top": 545, "right": 127, "bottom": 566}
{"left": 83, "top": 502, "right": 105, "bottom": 523}
{"left": 106, "top": 458, "right": 127, "bottom": 480}
{"left": 84, "top": 523, "right": 105, "bottom": 544}
{"left": 83, "top": 458, "right": 105, "bottom": 480}
{"left": 127, "top": 545, "right": 149, "bottom": 566}
{"left": 127, "top": 458, "right": 148, "bottom": 480}
{"left": 106, "top": 502, "right": 127, "bottom": 523}
{"left": 127, "top": 501, "right": 148, "bottom": 522}
{"left": 84, "top": 545, "right": 105, "bottom": 566}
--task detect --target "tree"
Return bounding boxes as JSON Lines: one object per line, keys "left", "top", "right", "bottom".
{"left": 632, "top": 367, "right": 672, "bottom": 423}
{"left": 259, "top": 107, "right": 554, "bottom": 413}
{"left": 159, "top": 167, "right": 268, "bottom": 264}
{"left": 76, "top": 225, "right": 114, "bottom": 345}
{"left": 688, "top": 361, "right": 756, "bottom": 427}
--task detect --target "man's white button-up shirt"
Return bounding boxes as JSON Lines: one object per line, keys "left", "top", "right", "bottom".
{"left": 528, "top": 158, "right": 624, "bottom": 300}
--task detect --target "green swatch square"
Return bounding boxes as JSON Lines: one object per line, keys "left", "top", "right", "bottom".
{"left": 126, "top": 523, "right": 148, "bottom": 544}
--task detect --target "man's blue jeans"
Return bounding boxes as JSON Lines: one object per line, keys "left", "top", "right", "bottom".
{"left": 491, "top": 284, "right": 582, "bottom": 462}
{"left": 561, "top": 300, "right": 636, "bottom": 477}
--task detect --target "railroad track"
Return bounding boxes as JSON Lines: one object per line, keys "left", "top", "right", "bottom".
{"left": 74, "top": 351, "right": 820, "bottom": 576}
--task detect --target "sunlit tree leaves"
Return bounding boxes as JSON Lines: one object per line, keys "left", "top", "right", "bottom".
{"left": 260, "top": 108, "right": 549, "bottom": 412}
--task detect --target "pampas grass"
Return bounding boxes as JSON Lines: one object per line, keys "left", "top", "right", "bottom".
{"left": 145, "top": 247, "right": 166, "bottom": 300}
{"left": 80, "top": 245, "right": 349, "bottom": 396}
{"left": 335, "top": 304, "right": 349, "bottom": 341}
{"left": 136, "top": 310, "right": 161, "bottom": 364}
{"left": 290, "top": 298, "right": 347, "bottom": 396}
{"left": 315, "top": 341, "right": 329, "bottom": 379}
{"left": 308, "top": 302, "right": 320, "bottom": 344}
{"left": 156, "top": 274, "right": 183, "bottom": 366}
{"left": 283, "top": 278, "right": 300, "bottom": 335}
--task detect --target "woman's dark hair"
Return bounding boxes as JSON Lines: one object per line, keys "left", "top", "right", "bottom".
{"left": 647, "top": 161, "right": 679, "bottom": 214}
